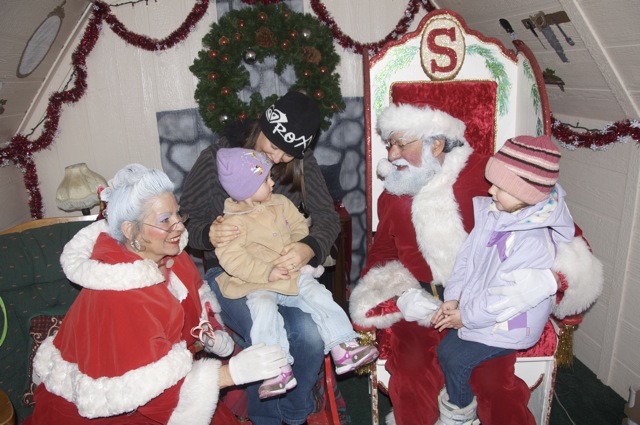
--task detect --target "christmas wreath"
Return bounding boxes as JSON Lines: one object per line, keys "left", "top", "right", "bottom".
{"left": 190, "top": 3, "right": 345, "bottom": 134}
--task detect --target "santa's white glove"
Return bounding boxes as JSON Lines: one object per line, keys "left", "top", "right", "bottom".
{"left": 203, "top": 330, "right": 234, "bottom": 358}
{"left": 396, "top": 287, "right": 439, "bottom": 321}
{"left": 487, "top": 269, "right": 558, "bottom": 322}
{"left": 228, "top": 343, "right": 288, "bottom": 386}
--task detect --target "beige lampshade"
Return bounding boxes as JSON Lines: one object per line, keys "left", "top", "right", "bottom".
{"left": 56, "top": 163, "right": 107, "bottom": 213}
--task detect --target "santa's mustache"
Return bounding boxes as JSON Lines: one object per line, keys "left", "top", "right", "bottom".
{"left": 376, "top": 158, "right": 406, "bottom": 179}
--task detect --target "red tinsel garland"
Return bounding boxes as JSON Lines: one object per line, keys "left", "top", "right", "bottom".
{"left": 310, "top": 0, "right": 434, "bottom": 55}
{"left": 0, "top": 0, "right": 209, "bottom": 219}
{"left": 551, "top": 115, "right": 640, "bottom": 151}
{"left": 239, "top": 0, "right": 434, "bottom": 55}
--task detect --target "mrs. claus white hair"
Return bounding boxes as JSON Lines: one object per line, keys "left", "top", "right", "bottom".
{"left": 100, "top": 164, "right": 174, "bottom": 243}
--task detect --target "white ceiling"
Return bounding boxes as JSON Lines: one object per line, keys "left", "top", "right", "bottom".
{"left": 1, "top": 0, "right": 638, "bottom": 147}
{"left": 0, "top": 0, "right": 89, "bottom": 145}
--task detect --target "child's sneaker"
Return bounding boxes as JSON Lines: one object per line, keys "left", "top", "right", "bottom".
{"left": 331, "top": 340, "right": 379, "bottom": 375}
{"left": 258, "top": 364, "right": 297, "bottom": 399}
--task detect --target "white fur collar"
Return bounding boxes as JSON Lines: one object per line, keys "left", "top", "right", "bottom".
{"left": 411, "top": 143, "right": 472, "bottom": 284}
{"left": 60, "top": 220, "right": 187, "bottom": 291}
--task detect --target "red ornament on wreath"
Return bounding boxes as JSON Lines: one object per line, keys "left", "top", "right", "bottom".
{"left": 258, "top": 12, "right": 268, "bottom": 21}
{"left": 303, "top": 69, "right": 311, "bottom": 77}
{"left": 289, "top": 30, "right": 297, "bottom": 38}
{"left": 319, "top": 66, "right": 327, "bottom": 75}
{"left": 208, "top": 50, "right": 218, "bottom": 59}
{"left": 208, "top": 103, "right": 216, "bottom": 110}
{"left": 208, "top": 72, "right": 218, "bottom": 80}
{"left": 234, "top": 32, "right": 242, "bottom": 42}
{"left": 238, "top": 112, "right": 248, "bottom": 120}
{"left": 238, "top": 20, "right": 245, "bottom": 28}
{"left": 314, "top": 89, "right": 324, "bottom": 100}
{"left": 280, "top": 40, "right": 290, "bottom": 50}
{"left": 222, "top": 54, "right": 230, "bottom": 63}
{"left": 219, "top": 36, "right": 230, "bottom": 46}
{"left": 221, "top": 87, "right": 231, "bottom": 96}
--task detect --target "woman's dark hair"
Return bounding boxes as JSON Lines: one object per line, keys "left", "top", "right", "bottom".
{"left": 242, "top": 120, "right": 304, "bottom": 193}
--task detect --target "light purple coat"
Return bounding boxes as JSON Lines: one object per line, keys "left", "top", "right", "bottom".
{"left": 444, "top": 184, "right": 575, "bottom": 350}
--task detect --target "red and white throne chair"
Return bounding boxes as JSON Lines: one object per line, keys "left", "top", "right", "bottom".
{"left": 350, "top": 9, "right": 603, "bottom": 425}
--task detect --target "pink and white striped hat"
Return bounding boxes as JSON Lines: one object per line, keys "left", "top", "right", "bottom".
{"left": 485, "top": 135, "right": 561, "bottom": 205}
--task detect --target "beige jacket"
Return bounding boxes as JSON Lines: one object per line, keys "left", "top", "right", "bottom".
{"left": 215, "top": 194, "right": 309, "bottom": 299}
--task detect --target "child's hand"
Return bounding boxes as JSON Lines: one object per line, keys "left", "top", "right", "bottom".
{"left": 268, "top": 266, "right": 290, "bottom": 282}
{"left": 431, "top": 300, "right": 457, "bottom": 325}
{"left": 433, "top": 301, "right": 462, "bottom": 332}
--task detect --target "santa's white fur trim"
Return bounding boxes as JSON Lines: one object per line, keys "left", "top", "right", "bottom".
{"left": 377, "top": 104, "right": 466, "bottom": 143}
{"left": 34, "top": 338, "right": 193, "bottom": 418}
{"left": 412, "top": 143, "right": 472, "bottom": 284}
{"left": 350, "top": 261, "right": 420, "bottom": 329}
{"left": 168, "top": 358, "right": 221, "bottom": 425}
{"left": 552, "top": 236, "right": 603, "bottom": 318}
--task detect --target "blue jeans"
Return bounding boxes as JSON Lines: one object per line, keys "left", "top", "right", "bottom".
{"left": 248, "top": 274, "right": 357, "bottom": 362}
{"left": 206, "top": 267, "right": 324, "bottom": 425}
{"left": 437, "top": 330, "right": 514, "bottom": 407}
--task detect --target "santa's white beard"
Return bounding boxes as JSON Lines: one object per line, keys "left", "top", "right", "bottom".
{"left": 383, "top": 151, "right": 442, "bottom": 196}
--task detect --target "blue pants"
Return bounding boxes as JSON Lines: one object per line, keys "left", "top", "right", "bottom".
{"left": 437, "top": 330, "right": 514, "bottom": 407}
{"left": 206, "top": 267, "right": 324, "bottom": 425}
{"left": 248, "top": 274, "right": 357, "bottom": 362}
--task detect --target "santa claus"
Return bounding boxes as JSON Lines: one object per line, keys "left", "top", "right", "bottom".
{"left": 350, "top": 103, "right": 603, "bottom": 425}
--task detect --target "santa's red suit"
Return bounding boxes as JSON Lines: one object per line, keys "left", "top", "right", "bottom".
{"left": 24, "top": 220, "right": 238, "bottom": 425}
{"left": 350, "top": 143, "right": 603, "bottom": 425}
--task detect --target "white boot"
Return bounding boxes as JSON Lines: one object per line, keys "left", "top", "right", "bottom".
{"left": 435, "top": 388, "right": 480, "bottom": 425}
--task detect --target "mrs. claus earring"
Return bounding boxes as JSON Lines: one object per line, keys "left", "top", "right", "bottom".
{"left": 130, "top": 239, "right": 142, "bottom": 252}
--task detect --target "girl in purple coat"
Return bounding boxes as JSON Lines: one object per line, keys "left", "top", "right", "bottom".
{"left": 431, "top": 135, "right": 575, "bottom": 424}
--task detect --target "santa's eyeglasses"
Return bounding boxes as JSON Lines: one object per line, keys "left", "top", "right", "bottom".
{"left": 384, "top": 138, "right": 421, "bottom": 151}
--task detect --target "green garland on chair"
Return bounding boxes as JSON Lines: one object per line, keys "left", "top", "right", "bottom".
{"left": 190, "top": 3, "right": 345, "bottom": 134}
{"left": 466, "top": 44, "right": 511, "bottom": 117}
{"left": 522, "top": 60, "right": 544, "bottom": 136}
{"left": 372, "top": 45, "right": 419, "bottom": 118}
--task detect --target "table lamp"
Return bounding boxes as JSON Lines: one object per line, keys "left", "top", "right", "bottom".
{"left": 55, "top": 163, "right": 107, "bottom": 215}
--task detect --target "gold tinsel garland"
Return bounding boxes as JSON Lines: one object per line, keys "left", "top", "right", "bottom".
{"left": 555, "top": 324, "right": 576, "bottom": 368}
{"left": 355, "top": 329, "right": 377, "bottom": 375}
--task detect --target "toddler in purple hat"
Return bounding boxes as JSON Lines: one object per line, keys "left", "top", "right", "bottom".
{"left": 428, "top": 135, "right": 575, "bottom": 424}
{"left": 215, "top": 148, "right": 378, "bottom": 399}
